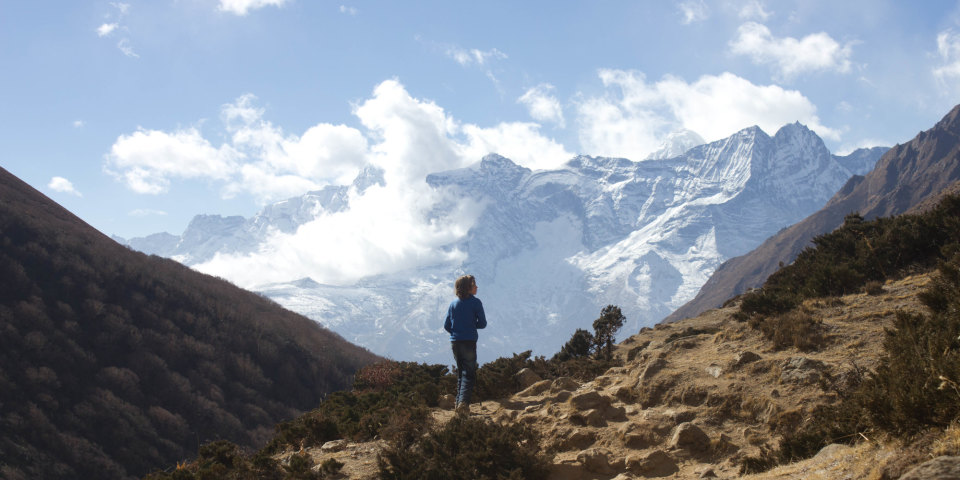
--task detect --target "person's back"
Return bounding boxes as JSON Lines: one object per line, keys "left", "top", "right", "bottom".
{"left": 445, "top": 295, "right": 486, "bottom": 341}
{"left": 443, "top": 275, "right": 486, "bottom": 413}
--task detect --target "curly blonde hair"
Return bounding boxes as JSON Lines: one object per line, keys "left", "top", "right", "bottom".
{"left": 454, "top": 275, "right": 476, "bottom": 300}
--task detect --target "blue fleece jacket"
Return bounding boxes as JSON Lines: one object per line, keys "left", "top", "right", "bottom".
{"left": 444, "top": 295, "right": 487, "bottom": 341}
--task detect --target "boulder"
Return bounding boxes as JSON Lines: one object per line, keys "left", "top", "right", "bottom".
{"left": 552, "top": 376, "right": 581, "bottom": 392}
{"left": 640, "top": 357, "right": 667, "bottom": 381}
{"left": 733, "top": 351, "right": 761, "bottom": 367}
{"left": 577, "top": 448, "right": 615, "bottom": 474}
{"left": 899, "top": 456, "right": 960, "bottom": 479}
{"left": 569, "top": 391, "right": 610, "bottom": 410}
{"left": 780, "top": 357, "right": 827, "bottom": 384}
{"left": 557, "top": 430, "right": 597, "bottom": 451}
{"left": 669, "top": 422, "right": 711, "bottom": 453}
{"left": 514, "top": 368, "right": 542, "bottom": 389}
{"left": 517, "top": 379, "right": 552, "bottom": 397}
{"left": 625, "top": 450, "right": 677, "bottom": 476}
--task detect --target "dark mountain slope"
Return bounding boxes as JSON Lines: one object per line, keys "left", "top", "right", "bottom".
{"left": 666, "top": 103, "right": 960, "bottom": 323}
{"left": 0, "top": 167, "right": 381, "bottom": 479}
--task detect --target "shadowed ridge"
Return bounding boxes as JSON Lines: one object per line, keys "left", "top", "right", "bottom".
{"left": 0, "top": 166, "right": 381, "bottom": 479}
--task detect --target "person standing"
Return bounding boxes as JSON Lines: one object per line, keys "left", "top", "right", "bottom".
{"left": 443, "top": 274, "right": 487, "bottom": 414}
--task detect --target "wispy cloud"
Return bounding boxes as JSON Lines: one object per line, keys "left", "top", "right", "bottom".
{"left": 117, "top": 38, "right": 139, "bottom": 58}
{"left": 218, "top": 0, "right": 289, "bottom": 16}
{"left": 738, "top": 0, "right": 771, "bottom": 20}
{"left": 129, "top": 208, "right": 168, "bottom": 217}
{"left": 48, "top": 177, "right": 82, "bottom": 196}
{"left": 517, "top": 84, "right": 565, "bottom": 127}
{"left": 678, "top": 0, "right": 709, "bottom": 24}
{"left": 73, "top": 120, "right": 85, "bottom": 128}
{"left": 934, "top": 30, "right": 960, "bottom": 92}
{"left": 97, "top": 3, "right": 137, "bottom": 58}
{"left": 445, "top": 46, "right": 507, "bottom": 67}
{"left": 339, "top": 5, "right": 358, "bottom": 15}
{"left": 729, "top": 22, "right": 854, "bottom": 80}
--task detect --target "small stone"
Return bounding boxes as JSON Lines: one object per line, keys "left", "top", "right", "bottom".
{"left": 734, "top": 351, "right": 761, "bottom": 367}
{"left": 699, "top": 467, "right": 718, "bottom": 478}
{"left": 320, "top": 439, "right": 348, "bottom": 452}
{"left": 705, "top": 364, "right": 723, "bottom": 378}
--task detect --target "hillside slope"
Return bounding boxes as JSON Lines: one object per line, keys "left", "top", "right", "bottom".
{"left": 666, "top": 103, "right": 960, "bottom": 324}
{"left": 0, "top": 167, "right": 381, "bottom": 479}
{"left": 293, "top": 273, "right": 935, "bottom": 479}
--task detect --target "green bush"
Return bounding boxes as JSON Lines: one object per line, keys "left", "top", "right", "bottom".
{"left": 378, "top": 415, "right": 549, "bottom": 480}
{"left": 739, "top": 195, "right": 960, "bottom": 322}
{"left": 748, "top": 310, "right": 823, "bottom": 351}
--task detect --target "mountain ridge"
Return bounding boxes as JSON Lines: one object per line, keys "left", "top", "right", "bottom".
{"left": 123, "top": 123, "right": 886, "bottom": 363}
{"left": 666, "top": 103, "right": 960, "bottom": 324}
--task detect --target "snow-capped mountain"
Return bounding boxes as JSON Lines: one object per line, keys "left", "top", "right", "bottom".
{"left": 123, "top": 124, "right": 885, "bottom": 364}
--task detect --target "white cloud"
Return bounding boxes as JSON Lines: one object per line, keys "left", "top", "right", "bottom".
{"left": 460, "top": 122, "right": 574, "bottom": 170}
{"left": 105, "top": 127, "right": 239, "bottom": 194}
{"left": 339, "top": 5, "right": 358, "bottom": 15}
{"left": 108, "top": 79, "right": 573, "bottom": 287}
{"left": 194, "top": 80, "right": 490, "bottom": 287}
{"left": 738, "top": 0, "right": 771, "bottom": 20}
{"left": 97, "top": 23, "right": 118, "bottom": 37}
{"left": 220, "top": 94, "right": 370, "bottom": 200}
{"left": 678, "top": 0, "right": 709, "bottom": 24}
{"left": 218, "top": 0, "right": 288, "bottom": 15}
{"left": 48, "top": 177, "right": 82, "bottom": 196}
{"left": 730, "top": 22, "right": 854, "bottom": 79}
{"left": 934, "top": 30, "right": 960, "bottom": 90}
{"left": 518, "top": 84, "right": 565, "bottom": 127}
{"left": 73, "top": 120, "right": 85, "bottom": 128}
{"left": 577, "top": 69, "right": 839, "bottom": 160}
{"left": 353, "top": 80, "right": 462, "bottom": 185}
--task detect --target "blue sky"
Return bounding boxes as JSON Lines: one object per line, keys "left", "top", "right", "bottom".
{"left": 3, "top": 0, "right": 960, "bottom": 242}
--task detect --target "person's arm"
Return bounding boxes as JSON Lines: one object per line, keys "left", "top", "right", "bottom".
{"left": 474, "top": 299, "right": 487, "bottom": 329}
{"left": 444, "top": 304, "right": 454, "bottom": 334}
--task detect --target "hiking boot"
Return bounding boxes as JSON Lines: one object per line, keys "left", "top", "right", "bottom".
{"left": 455, "top": 402, "right": 470, "bottom": 415}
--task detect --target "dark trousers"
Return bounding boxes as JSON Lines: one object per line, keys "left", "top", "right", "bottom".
{"left": 451, "top": 340, "right": 478, "bottom": 406}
